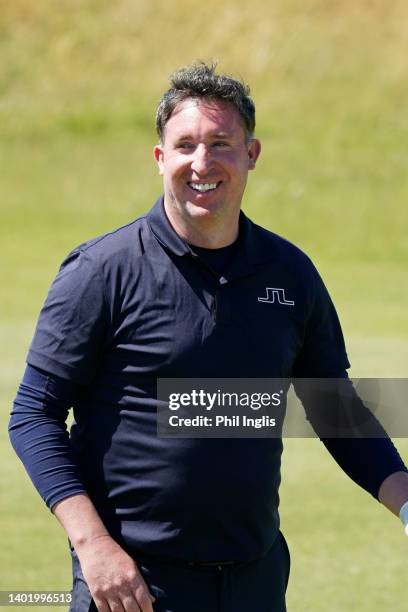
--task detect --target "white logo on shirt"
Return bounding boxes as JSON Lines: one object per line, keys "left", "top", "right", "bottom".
{"left": 258, "top": 288, "right": 295, "bottom": 306}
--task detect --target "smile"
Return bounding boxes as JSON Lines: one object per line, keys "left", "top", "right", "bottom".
{"left": 188, "top": 182, "right": 221, "bottom": 193}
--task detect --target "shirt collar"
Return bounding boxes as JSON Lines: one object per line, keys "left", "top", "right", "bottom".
{"left": 147, "top": 196, "right": 190, "bottom": 256}
{"left": 147, "top": 195, "right": 278, "bottom": 276}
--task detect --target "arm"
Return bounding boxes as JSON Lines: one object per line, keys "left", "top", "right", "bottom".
{"left": 378, "top": 471, "right": 408, "bottom": 517}
{"left": 321, "top": 435, "right": 408, "bottom": 501}
{"left": 9, "top": 365, "right": 154, "bottom": 612}
{"left": 295, "top": 377, "right": 408, "bottom": 511}
{"left": 53, "top": 494, "right": 155, "bottom": 612}
{"left": 292, "top": 265, "right": 408, "bottom": 527}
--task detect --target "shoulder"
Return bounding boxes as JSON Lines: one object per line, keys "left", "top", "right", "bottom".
{"left": 57, "top": 213, "right": 153, "bottom": 280}
{"left": 50, "top": 214, "right": 154, "bottom": 302}
{"left": 74, "top": 213, "right": 149, "bottom": 262}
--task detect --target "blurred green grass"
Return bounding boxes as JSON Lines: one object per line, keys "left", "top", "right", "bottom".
{"left": 1, "top": 1, "right": 407, "bottom": 610}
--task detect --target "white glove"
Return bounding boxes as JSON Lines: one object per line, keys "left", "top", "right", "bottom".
{"left": 398, "top": 501, "right": 408, "bottom": 535}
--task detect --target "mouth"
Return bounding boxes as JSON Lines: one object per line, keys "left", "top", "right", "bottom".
{"left": 187, "top": 181, "right": 222, "bottom": 194}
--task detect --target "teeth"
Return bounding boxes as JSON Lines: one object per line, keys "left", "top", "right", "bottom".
{"left": 189, "top": 182, "right": 218, "bottom": 192}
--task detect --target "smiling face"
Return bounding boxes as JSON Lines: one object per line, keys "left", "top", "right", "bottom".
{"left": 153, "top": 99, "right": 261, "bottom": 246}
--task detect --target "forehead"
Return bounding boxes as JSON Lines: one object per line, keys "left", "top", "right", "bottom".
{"left": 163, "top": 99, "right": 246, "bottom": 140}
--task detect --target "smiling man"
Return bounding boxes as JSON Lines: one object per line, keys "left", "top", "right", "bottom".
{"left": 9, "top": 62, "right": 408, "bottom": 612}
{"left": 154, "top": 95, "right": 260, "bottom": 247}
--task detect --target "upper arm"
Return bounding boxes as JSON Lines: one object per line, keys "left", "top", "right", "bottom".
{"left": 27, "top": 248, "right": 110, "bottom": 384}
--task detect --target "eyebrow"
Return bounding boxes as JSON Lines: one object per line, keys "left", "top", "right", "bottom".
{"left": 174, "top": 131, "right": 234, "bottom": 141}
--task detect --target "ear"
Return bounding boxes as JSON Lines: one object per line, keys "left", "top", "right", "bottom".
{"left": 247, "top": 138, "right": 261, "bottom": 170}
{"left": 153, "top": 144, "right": 165, "bottom": 176}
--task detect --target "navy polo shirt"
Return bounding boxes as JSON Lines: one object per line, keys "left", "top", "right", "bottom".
{"left": 24, "top": 196, "right": 350, "bottom": 562}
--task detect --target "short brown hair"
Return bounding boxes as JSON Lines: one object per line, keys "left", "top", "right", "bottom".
{"left": 156, "top": 61, "right": 256, "bottom": 142}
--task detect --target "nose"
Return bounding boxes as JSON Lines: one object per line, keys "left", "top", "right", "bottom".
{"left": 190, "top": 144, "right": 213, "bottom": 175}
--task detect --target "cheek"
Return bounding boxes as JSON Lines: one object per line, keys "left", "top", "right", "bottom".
{"left": 221, "top": 153, "right": 249, "bottom": 175}
{"left": 162, "top": 165, "right": 190, "bottom": 191}
{"left": 164, "top": 157, "right": 189, "bottom": 179}
{"left": 224, "top": 162, "right": 249, "bottom": 186}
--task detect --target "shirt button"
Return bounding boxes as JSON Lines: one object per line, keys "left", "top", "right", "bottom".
{"left": 219, "top": 276, "right": 228, "bottom": 285}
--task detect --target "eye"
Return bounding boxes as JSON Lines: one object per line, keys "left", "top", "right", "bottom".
{"left": 213, "top": 141, "right": 230, "bottom": 148}
{"left": 177, "top": 142, "right": 194, "bottom": 150}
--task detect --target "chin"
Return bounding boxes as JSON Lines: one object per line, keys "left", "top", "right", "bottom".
{"left": 184, "top": 200, "right": 223, "bottom": 218}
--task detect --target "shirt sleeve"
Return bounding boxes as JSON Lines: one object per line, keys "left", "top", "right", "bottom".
{"left": 9, "top": 364, "right": 87, "bottom": 509}
{"left": 321, "top": 436, "right": 407, "bottom": 499}
{"left": 292, "top": 264, "right": 407, "bottom": 499}
{"left": 292, "top": 263, "right": 350, "bottom": 378}
{"left": 27, "top": 247, "right": 109, "bottom": 384}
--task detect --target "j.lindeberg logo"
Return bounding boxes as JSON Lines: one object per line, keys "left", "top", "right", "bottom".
{"left": 258, "top": 288, "right": 295, "bottom": 306}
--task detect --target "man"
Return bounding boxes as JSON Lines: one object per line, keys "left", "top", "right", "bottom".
{"left": 9, "top": 62, "right": 408, "bottom": 612}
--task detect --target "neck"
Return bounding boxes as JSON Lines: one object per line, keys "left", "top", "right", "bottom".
{"left": 163, "top": 199, "right": 239, "bottom": 249}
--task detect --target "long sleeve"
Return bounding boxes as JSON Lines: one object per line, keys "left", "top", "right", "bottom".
{"left": 321, "top": 436, "right": 407, "bottom": 499}
{"left": 9, "top": 364, "right": 87, "bottom": 509}
{"left": 289, "top": 260, "right": 407, "bottom": 500}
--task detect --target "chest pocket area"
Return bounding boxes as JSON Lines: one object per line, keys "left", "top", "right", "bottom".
{"left": 225, "top": 285, "right": 304, "bottom": 375}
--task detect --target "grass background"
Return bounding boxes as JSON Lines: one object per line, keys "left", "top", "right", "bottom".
{"left": 1, "top": 1, "right": 407, "bottom": 609}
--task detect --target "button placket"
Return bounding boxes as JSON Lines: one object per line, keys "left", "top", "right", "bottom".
{"left": 213, "top": 278, "right": 231, "bottom": 325}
